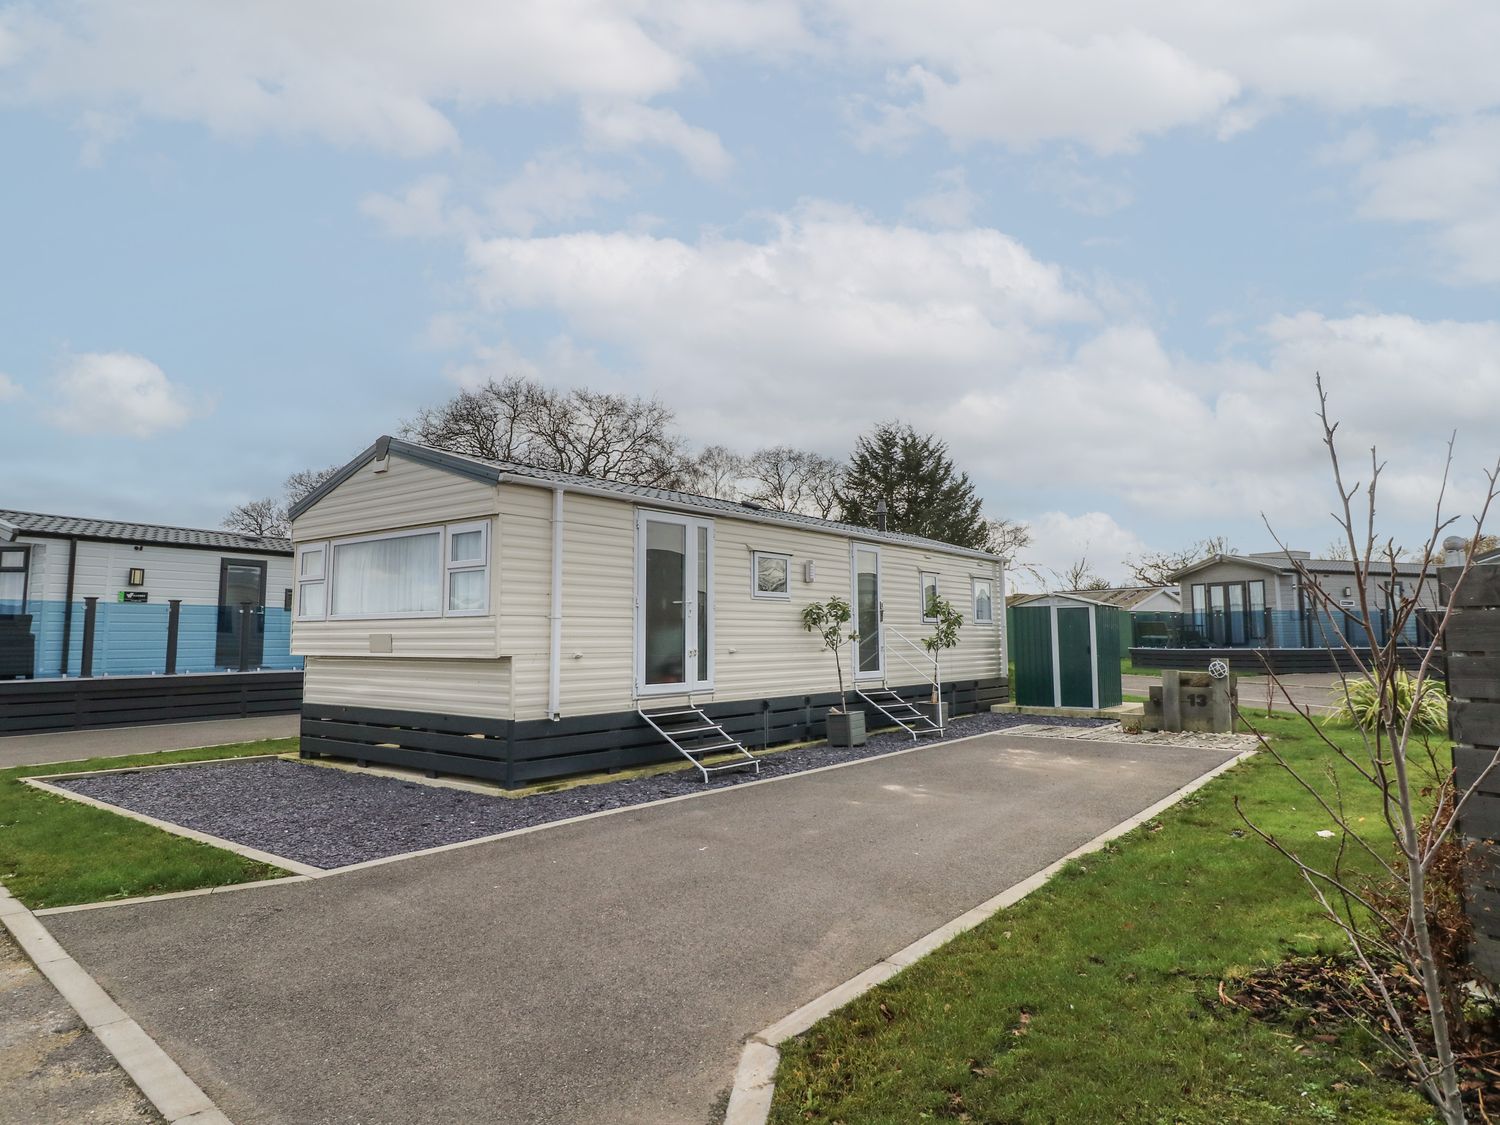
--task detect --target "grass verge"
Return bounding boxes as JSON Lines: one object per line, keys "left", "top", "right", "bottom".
{"left": 0, "top": 739, "right": 296, "bottom": 909}
{"left": 770, "top": 712, "right": 1440, "bottom": 1124}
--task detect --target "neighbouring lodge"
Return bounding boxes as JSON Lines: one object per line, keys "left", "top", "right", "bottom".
{"left": 0, "top": 510, "right": 297, "bottom": 681}
{"left": 291, "top": 436, "right": 1010, "bottom": 785}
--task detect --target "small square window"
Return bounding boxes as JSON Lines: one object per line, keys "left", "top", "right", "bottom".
{"left": 298, "top": 581, "right": 326, "bottom": 619}
{"left": 0, "top": 550, "right": 25, "bottom": 569}
{"left": 299, "top": 547, "right": 324, "bottom": 579}
{"left": 448, "top": 569, "right": 487, "bottom": 613}
{"left": 752, "top": 552, "right": 791, "bottom": 598}
{"left": 450, "top": 529, "right": 484, "bottom": 565}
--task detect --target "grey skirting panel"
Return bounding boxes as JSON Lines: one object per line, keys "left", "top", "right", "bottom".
{"left": 0, "top": 670, "right": 304, "bottom": 735}
{"left": 300, "top": 676, "right": 1011, "bottom": 788}
{"left": 1128, "top": 646, "right": 1432, "bottom": 674}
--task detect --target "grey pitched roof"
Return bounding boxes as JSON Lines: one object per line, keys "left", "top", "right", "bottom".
{"left": 292, "top": 436, "right": 1003, "bottom": 563}
{"left": 0, "top": 510, "right": 291, "bottom": 554}
{"left": 1170, "top": 551, "right": 1427, "bottom": 582}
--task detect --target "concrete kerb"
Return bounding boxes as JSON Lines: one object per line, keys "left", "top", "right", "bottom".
{"left": 0, "top": 883, "right": 231, "bottom": 1125}
{"left": 721, "top": 745, "right": 1258, "bottom": 1125}
{"left": 23, "top": 775, "right": 325, "bottom": 878}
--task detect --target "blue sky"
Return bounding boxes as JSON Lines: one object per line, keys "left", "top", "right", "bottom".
{"left": 3, "top": 2, "right": 1499, "bottom": 586}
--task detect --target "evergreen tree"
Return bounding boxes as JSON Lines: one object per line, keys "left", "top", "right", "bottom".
{"left": 836, "top": 422, "right": 990, "bottom": 549}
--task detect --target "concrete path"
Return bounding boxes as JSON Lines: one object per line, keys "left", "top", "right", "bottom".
{"left": 0, "top": 715, "right": 298, "bottom": 770}
{"left": 45, "top": 731, "right": 1239, "bottom": 1125}
{"left": 1123, "top": 671, "right": 1346, "bottom": 716}
{"left": 0, "top": 930, "right": 162, "bottom": 1124}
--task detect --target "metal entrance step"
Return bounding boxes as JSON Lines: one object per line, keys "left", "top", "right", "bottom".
{"left": 855, "top": 687, "right": 943, "bottom": 740}
{"left": 638, "top": 706, "right": 761, "bottom": 783}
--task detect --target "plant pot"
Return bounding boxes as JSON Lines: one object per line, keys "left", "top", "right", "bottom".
{"left": 917, "top": 701, "right": 948, "bottom": 727}
{"left": 825, "top": 709, "right": 867, "bottom": 748}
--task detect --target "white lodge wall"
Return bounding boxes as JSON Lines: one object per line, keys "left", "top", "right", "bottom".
{"left": 304, "top": 656, "right": 511, "bottom": 718}
{"left": 298, "top": 459, "right": 1003, "bottom": 723}
{"left": 497, "top": 481, "right": 1005, "bottom": 720}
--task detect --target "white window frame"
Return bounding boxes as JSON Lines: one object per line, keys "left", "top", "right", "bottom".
{"left": 751, "top": 551, "right": 792, "bottom": 600}
{"left": 444, "top": 520, "right": 491, "bottom": 617}
{"left": 294, "top": 543, "right": 328, "bottom": 621}
{"left": 972, "top": 576, "right": 995, "bottom": 624}
{"left": 301, "top": 520, "right": 494, "bottom": 622}
{"left": 920, "top": 571, "right": 940, "bottom": 622}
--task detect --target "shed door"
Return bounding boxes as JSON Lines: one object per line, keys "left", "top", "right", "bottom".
{"left": 1057, "top": 607, "right": 1093, "bottom": 708}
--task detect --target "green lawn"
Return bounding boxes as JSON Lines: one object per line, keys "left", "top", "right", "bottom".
{"left": 0, "top": 740, "right": 296, "bottom": 909}
{"left": 770, "top": 712, "right": 1439, "bottom": 1124}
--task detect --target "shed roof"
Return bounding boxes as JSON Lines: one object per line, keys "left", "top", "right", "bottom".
{"left": 292, "top": 437, "right": 1005, "bottom": 563}
{"left": 0, "top": 510, "right": 291, "bottom": 554}
{"left": 1012, "top": 585, "right": 1180, "bottom": 609}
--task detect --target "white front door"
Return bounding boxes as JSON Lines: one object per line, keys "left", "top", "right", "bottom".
{"left": 635, "top": 511, "right": 714, "bottom": 696}
{"left": 851, "top": 543, "right": 883, "bottom": 681}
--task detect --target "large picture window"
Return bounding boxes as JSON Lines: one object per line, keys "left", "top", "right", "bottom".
{"left": 297, "top": 520, "right": 491, "bottom": 621}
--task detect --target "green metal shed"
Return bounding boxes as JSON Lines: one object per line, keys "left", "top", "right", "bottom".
{"left": 1009, "top": 594, "right": 1123, "bottom": 710}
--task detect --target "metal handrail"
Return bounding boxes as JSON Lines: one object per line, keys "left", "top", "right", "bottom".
{"left": 883, "top": 625, "right": 942, "bottom": 728}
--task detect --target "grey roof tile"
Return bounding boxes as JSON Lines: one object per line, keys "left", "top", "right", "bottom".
{"left": 0, "top": 510, "right": 291, "bottom": 553}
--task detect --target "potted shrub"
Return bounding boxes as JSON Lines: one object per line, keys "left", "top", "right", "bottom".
{"left": 801, "top": 596, "right": 865, "bottom": 747}
{"left": 918, "top": 592, "right": 964, "bottom": 727}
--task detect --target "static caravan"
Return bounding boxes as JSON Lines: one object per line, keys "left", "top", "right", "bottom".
{"left": 0, "top": 510, "right": 295, "bottom": 680}
{"left": 290, "top": 437, "right": 1010, "bottom": 786}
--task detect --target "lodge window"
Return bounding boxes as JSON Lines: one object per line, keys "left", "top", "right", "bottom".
{"left": 920, "top": 572, "right": 940, "bottom": 622}
{"left": 972, "top": 577, "right": 994, "bottom": 624}
{"left": 297, "top": 521, "right": 491, "bottom": 621}
{"left": 1189, "top": 579, "right": 1268, "bottom": 645}
{"left": 0, "top": 546, "right": 28, "bottom": 615}
{"left": 751, "top": 551, "right": 791, "bottom": 599}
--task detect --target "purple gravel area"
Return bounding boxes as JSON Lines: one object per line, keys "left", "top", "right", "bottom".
{"left": 54, "top": 711, "right": 1110, "bottom": 870}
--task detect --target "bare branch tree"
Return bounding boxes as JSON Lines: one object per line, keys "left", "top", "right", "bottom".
{"left": 985, "top": 517, "right": 1032, "bottom": 560}
{"left": 742, "top": 447, "right": 842, "bottom": 517}
{"left": 684, "top": 445, "right": 745, "bottom": 501}
{"left": 1238, "top": 375, "right": 1500, "bottom": 1123}
{"left": 401, "top": 375, "right": 689, "bottom": 488}
{"left": 1051, "top": 556, "right": 1098, "bottom": 590}
{"left": 1125, "top": 535, "right": 1236, "bottom": 586}
{"left": 223, "top": 465, "right": 339, "bottom": 538}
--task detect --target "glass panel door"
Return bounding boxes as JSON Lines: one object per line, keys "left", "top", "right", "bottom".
{"left": 852, "top": 545, "right": 882, "bottom": 679}
{"left": 216, "top": 559, "right": 267, "bottom": 668}
{"left": 636, "top": 513, "right": 713, "bottom": 694}
{"left": 1225, "top": 583, "right": 1247, "bottom": 645}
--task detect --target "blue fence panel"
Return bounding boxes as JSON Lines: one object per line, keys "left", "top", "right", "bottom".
{"left": 6, "top": 599, "right": 301, "bottom": 679}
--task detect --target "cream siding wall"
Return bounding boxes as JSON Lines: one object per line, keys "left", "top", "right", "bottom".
{"left": 291, "top": 455, "right": 503, "bottom": 660}
{"left": 493, "top": 481, "right": 1005, "bottom": 720}
{"left": 304, "top": 656, "right": 511, "bottom": 718}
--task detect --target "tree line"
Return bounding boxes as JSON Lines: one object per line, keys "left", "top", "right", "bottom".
{"left": 224, "top": 374, "right": 1030, "bottom": 555}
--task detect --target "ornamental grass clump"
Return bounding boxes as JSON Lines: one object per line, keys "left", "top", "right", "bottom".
{"left": 1325, "top": 670, "right": 1449, "bottom": 735}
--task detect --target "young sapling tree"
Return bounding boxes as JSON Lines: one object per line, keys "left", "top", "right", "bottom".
{"left": 801, "top": 596, "right": 857, "bottom": 713}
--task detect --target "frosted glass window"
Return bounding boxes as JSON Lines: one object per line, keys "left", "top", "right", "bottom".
{"left": 299, "top": 547, "right": 324, "bottom": 578}
{"left": 450, "top": 530, "right": 483, "bottom": 564}
{"left": 448, "top": 569, "right": 486, "bottom": 612}
{"left": 298, "top": 581, "right": 326, "bottom": 618}
{"left": 331, "top": 532, "right": 441, "bottom": 616}
{"left": 753, "top": 552, "right": 790, "bottom": 597}
{"left": 972, "top": 578, "right": 994, "bottom": 623}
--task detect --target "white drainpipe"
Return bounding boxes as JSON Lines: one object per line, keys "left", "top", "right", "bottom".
{"left": 548, "top": 487, "right": 565, "bottom": 720}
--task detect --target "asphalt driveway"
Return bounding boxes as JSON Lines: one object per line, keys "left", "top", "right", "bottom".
{"left": 45, "top": 731, "right": 1240, "bottom": 1125}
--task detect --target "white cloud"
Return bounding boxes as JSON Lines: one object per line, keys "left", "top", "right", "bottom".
{"left": 580, "top": 102, "right": 732, "bottom": 179}
{"left": 0, "top": 372, "right": 21, "bottom": 400}
{"left": 46, "top": 352, "right": 203, "bottom": 437}
{"left": 360, "top": 174, "right": 463, "bottom": 238}
{"left": 905, "top": 167, "right": 979, "bottom": 228}
{"left": 0, "top": 1, "right": 711, "bottom": 157}
{"left": 1357, "top": 116, "right": 1500, "bottom": 283}
{"left": 454, "top": 204, "right": 1500, "bottom": 546}
{"left": 1018, "top": 511, "right": 1152, "bottom": 589}
{"left": 487, "top": 154, "right": 631, "bottom": 235}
